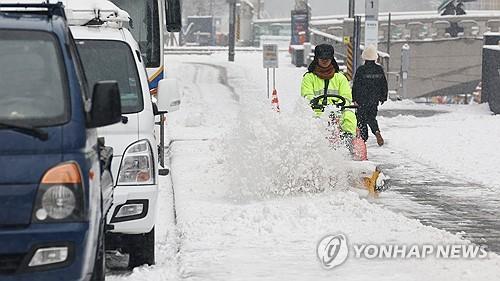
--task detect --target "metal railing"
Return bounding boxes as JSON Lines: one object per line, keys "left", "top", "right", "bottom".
{"left": 310, "top": 28, "right": 390, "bottom": 63}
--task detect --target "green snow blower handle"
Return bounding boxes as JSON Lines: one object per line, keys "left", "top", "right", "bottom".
{"left": 310, "top": 94, "right": 347, "bottom": 111}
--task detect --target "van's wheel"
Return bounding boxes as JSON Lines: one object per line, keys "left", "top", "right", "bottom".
{"left": 91, "top": 219, "right": 106, "bottom": 281}
{"left": 127, "top": 227, "right": 155, "bottom": 269}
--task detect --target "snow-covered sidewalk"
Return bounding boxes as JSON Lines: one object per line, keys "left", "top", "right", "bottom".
{"left": 109, "top": 52, "right": 500, "bottom": 281}
{"left": 378, "top": 100, "right": 500, "bottom": 190}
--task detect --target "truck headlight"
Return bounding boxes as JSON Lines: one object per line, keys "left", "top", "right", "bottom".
{"left": 32, "top": 162, "right": 84, "bottom": 223}
{"left": 117, "top": 140, "right": 155, "bottom": 185}
{"left": 41, "top": 185, "right": 76, "bottom": 220}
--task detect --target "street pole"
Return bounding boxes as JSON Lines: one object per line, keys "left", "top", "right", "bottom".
{"left": 354, "top": 15, "right": 362, "bottom": 71}
{"left": 257, "top": 0, "right": 262, "bottom": 19}
{"left": 345, "top": 0, "right": 356, "bottom": 80}
{"left": 228, "top": 0, "right": 236, "bottom": 61}
{"left": 349, "top": 0, "right": 355, "bottom": 18}
{"left": 386, "top": 12, "right": 392, "bottom": 74}
{"left": 306, "top": 0, "right": 310, "bottom": 42}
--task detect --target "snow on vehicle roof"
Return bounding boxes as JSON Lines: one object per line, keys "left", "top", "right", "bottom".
{"left": 70, "top": 25, "right": 127, "bottom": 41}
{"left": 0, "top": 0, "right": 129, "bottom": 26}
{"left": 63, "top": 0, "right": 129, "bottom": 27}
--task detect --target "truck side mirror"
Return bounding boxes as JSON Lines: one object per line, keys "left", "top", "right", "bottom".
{"left": 87, "top": 81, "right": 122, "bottom": 128}
{"left": 156, "top": 78, "right": 181, "bottom": 114}
{"left": 166, "top": 0, "right": 182, "bottom": 32}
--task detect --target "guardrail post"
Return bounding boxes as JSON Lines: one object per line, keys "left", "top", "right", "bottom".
{"left": 406, "top": 22, "right": 424, "bottom": 40}
{"left": 433, "top": 20, "right": 451, "bottom": 39}
{"left": 459, "top": 20, "right": 479, "bottom": 37}
{"left": 487, "top": 19, "right": 500, "bottom": 33}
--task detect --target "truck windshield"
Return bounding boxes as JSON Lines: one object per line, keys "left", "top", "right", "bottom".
{"left": 110, "top": 0, "right": 160, "bottom": 68}
{"left": 0, "top": 30, "right": 68, "bottom": 126}
{"left": 76, "top": 40, "right": 144, "bottom": 114}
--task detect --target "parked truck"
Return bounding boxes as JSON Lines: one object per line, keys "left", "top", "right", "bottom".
{"left": 0, "top": 2, "right": 122, "bottom": 280}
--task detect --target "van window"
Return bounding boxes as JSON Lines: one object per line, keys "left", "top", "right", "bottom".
{"left": 76, "top": 40, "right": 144, "bottom": 114}
{"left": 0, "top": 30, "right": 68, "bottom": 126}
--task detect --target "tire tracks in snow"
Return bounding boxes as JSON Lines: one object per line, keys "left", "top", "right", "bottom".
{"left": 185, "top": 62, "right": 240, "bottom": 102}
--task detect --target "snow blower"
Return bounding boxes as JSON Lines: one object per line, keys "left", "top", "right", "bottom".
{"left": 310, "top": 93, "right": 390, "bottom": 196}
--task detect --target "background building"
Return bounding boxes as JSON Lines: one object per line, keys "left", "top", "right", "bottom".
{"left": 182, "top": 0, "right": 500, "bottom": 22}
{"left": 468, "top": 0, "right": 500, "bottom": 10}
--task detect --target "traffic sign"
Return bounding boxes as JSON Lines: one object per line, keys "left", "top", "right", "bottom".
{"left": 364, "top": 0, "right": 379, "bottom": 49}
{"left": 365, "top": 0, "right": 379, "bottom": 20}
{"left": 364, "top": 20, "right": 379, "bottom": 48}
{"left": 263, "top": 44, "right": 279, "bottom": 68}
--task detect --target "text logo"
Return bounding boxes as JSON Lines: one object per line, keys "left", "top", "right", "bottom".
{"left": 316, "top": 234, "right": 349, "bottom": 269}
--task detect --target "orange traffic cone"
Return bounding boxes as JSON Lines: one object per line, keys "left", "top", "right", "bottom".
{"left": 271, "top": 89, "right": 280, "bottom": 113}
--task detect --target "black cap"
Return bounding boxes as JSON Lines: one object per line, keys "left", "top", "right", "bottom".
{"left": 314, "top": 44, "right": 334, "bottom": 60}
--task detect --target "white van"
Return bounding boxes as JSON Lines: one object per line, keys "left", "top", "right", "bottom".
{"left": 66, "top": 1, "right": 179, "bottom": 268}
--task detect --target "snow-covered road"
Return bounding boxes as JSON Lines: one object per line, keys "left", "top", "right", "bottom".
{"left": 108, "top": 53, "right": 500, "bottom": 280}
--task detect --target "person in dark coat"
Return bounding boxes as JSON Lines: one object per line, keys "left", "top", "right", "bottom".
{"left": 352, "top": 45, "right": 388, "bottom": 146}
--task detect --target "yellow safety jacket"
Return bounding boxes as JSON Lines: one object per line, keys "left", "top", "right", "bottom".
{"left": 301, "top": 72, "right": 357, "bottom": 135}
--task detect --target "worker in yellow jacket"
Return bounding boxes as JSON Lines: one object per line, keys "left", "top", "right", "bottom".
{"left": 301, "top": 44, "right": 357, "bottom": 136}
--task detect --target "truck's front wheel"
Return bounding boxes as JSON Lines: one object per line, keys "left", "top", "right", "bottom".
{"left": 127, "top": 227, "right": 155, "bottom": 269}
